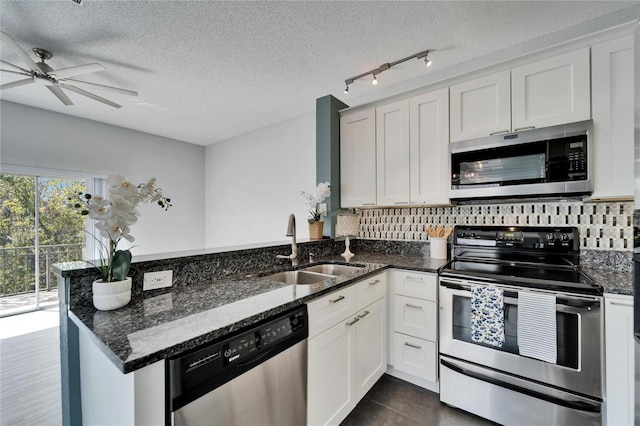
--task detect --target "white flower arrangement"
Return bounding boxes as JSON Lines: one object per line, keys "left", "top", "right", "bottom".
{"left": 301, "top": 182, "right": 331, "bottom": 223}
{"left": 70, "top": 175, "right": 171, "bottom": 282}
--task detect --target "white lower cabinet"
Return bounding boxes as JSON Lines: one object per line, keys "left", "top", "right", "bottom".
{"left": 307, "top": 311, "right": 356, "bottom": 426}
{"left": 604, "top": 294, "right": 634, "bottom": 426}
{"left": 387, "top": 269, "right": 439, "bottom": 390}
{"left": 307, "top": 273, "right": 387, "bottom": 426}
{"left": 392, "top": 333, "right": 437, "bottom": 382}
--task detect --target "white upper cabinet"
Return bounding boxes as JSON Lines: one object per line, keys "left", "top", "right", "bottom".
{"left": 511, "top": 48, "right": 591, "bottom": 131}
{"left": 409, "top": 88, "right": 450, "bottom": 205}
{"left": 340, "top": 108, "right": 376, "bottom": 208}
{"left": 376, "top": 100, "right": 410, "bottom": 206}
{"left": 450, "top": 70, "right": 511, "bottom": 142}
{"left": 450, "top": 48, "right": 591, "bottom": 143}
{"left": 591, "top": 36, "right": 634, "bottom": 199}
{"left": 341, "top": 88, "right": 450, "bottom": 208}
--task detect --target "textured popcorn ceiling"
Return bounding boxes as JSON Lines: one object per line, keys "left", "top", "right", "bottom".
{"left": 0, "top": 1, "right": 637, "bottom": 146}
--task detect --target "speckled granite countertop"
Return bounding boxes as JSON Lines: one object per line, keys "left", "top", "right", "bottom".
{"left": 69, "top": 252, "right": 449, "bottom": 373}
{"left": 66, "top": 239, "right": 631, "bottom": 374}
{"left": 581, "top": 267, "right": 632, "bottom": 296}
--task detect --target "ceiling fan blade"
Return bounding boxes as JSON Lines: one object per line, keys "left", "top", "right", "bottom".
{"left": 63, "top": 85, "right": 121, "bottom": 108}
{"left": 0, "top": 59, "right": 30, "bottom": 73}
{"left": 0, "top": 78, "right": 34, "bottom": 90}
{"left": 48, "top": 85, "right": 73, "bottom": 106}
{"left": 64, "top": 79, "right": 138, "bottom": 97}
{"left": 1, "top": 68, "right": 31, "bottom": 77}
{"left": 49, "top": 63, "right": 105, "bottom": 79}
{"left": 0, "top": 31, "right": 43, "bottom": 73}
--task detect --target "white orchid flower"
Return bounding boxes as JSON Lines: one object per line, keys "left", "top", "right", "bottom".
{"left": 87, "top": 195, "right": 109, "bottom": 207}
{"left": 96, "top": 219, "right": 122, "bottom": 241}
{"left": 87, "top": 204, "right": 111, "bottom": 220}
{"left": 109, "top": 175, "right": 139, "bottom": 201}
{"left": 72, "top": 174, "right": 171, "bottom": 281}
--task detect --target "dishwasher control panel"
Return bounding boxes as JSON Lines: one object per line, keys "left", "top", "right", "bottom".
{"left": 223, "top": 308, "right": 305, "bottom": 365}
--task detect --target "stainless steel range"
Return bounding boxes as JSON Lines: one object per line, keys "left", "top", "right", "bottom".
{"left": 438, "top": 225, "right": 603, "bottom": 425}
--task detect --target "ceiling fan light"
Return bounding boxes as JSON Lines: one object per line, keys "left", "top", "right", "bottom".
{"left": 344, "top": 84, "right": 349, "bottom": 94}
{"left": 372, "top": 74, "right": 378, "bottom": 85}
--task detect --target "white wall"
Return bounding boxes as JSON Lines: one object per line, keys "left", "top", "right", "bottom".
{"left": 0, "top": 101, "right": 206, "bottom": 255}
{"left": 205, "top": 112, "right": 316, "bottom": 247}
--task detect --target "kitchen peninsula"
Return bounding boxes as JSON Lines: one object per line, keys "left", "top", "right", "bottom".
{"left": 54, "top": 235, "right": 631, "bottom": 425}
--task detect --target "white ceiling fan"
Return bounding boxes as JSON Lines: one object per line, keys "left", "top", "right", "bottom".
{"left": 0, "top": 31, "right": 138, "bottom": 108}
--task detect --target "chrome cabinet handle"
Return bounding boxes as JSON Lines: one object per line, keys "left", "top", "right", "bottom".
{"left": 368, "top": 279, "right": 380, "bottom": 286}
{"left": 362, "top": 203, "right": 376, "bottom": 206}
{"left": 405, "top": 276, "right": 423, "bottom": 281}
{"left": 489, "top": 130, "right": 510, "bottom": 136}
{"left": 394, "top": 202, "right": 409, "bottom": 205}
{"left": 330, "top": 295, "right": 345, "bottom": 304}
{"left": 514, "top": 126, "right": 535, "bottom": 132}
{"left": 609, "top": 300, "right": 633, "bottom": 307}
{"left": 346, "top": 317, "right": 360, "bottom": 326}
{"left": 406, "top": 303, "right": 423, "bottom": 309}
{"left": 404, "top": 342, "right": 422, "bottom": 349}
{"left": 357, "top": 310, "right": 370, "bottom": 319}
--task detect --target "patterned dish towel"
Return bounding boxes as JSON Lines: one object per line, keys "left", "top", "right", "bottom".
{"left": 471, "top": 285, "right": 505, "bottom": 347}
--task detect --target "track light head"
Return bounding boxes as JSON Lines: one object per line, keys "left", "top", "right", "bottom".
{"left": 343, "top": 48, "right": 430, "bottom": 93}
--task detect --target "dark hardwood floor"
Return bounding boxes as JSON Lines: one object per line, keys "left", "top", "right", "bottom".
{"left": 341, "top": 374, "right": 495, "bottom": 426}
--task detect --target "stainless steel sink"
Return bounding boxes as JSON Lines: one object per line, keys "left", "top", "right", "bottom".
{"left": 302, "top": 264, "right": 364, "bottom": 276}
{"left": 263, "top": 263, "right": 365, "bottom": 285}
{"left": 263, "top": 270, "right": 334, "bottom": 285}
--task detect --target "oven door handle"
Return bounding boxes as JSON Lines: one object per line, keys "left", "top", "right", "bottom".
{"left": 439, "top": 279, "right": 600, "bottom": 310}
{"left": 440, "top": 358, "right": 601, "bottom": 413}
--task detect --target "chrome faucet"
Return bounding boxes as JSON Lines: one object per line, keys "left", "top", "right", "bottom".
{"left": 276, "top": 213, "right": 298, "bottom": 266}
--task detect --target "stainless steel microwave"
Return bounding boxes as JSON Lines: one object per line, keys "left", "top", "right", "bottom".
{"left": 449, "top": 121, "right": 592, "bottom": 200}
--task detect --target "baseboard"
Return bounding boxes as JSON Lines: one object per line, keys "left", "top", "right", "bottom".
{"left": 385, "top": 366, "right": 440, "bottom": 393}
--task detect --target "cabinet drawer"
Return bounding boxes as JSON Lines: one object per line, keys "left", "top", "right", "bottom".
{"left": 393, "top": 295, "right": 437, "bottom": 341}
{"left": 392, "top": 333, "right": 437, "bottom": 383}
{"left": 391, "top": 270, "right": 437, "bottom": 301}
{"left": 355, "top": 273, "right": 387, "bottom": 311}
{"left": 307, "top": 285, "right": 357, "bottom": 338}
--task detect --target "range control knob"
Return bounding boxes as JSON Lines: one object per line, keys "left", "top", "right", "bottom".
{"left": 546, "top": 233, "right": 555, "bottom": 242}
{"left": 561, "top": 234, "right": 570, "bottom": 242}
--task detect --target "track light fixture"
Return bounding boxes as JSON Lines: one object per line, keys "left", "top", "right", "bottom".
{"left": 343, "top": 49, "right": 431, "bottom": 94}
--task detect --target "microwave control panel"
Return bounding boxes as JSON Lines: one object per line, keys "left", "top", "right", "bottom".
{"left": 567, "top": 141, "right": 587, "bottom": 179}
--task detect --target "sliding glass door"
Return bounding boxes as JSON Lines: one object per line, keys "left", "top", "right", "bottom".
{"left": 0, "top": 172, "right": 88, "bottom": 316}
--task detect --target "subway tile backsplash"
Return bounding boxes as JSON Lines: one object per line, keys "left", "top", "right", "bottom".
{"left": 358, "top": 200, "right": 634, "bottom": 251}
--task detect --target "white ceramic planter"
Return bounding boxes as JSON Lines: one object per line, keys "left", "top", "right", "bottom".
{"left": 92, "top": 277, "right": 132, "bottom": 311}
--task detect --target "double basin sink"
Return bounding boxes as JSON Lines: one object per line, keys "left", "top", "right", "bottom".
{"left": 263, "top": 263, "right": 364, "bottom": 285}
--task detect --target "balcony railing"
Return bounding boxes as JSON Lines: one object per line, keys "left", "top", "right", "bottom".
{"left": 0, "top": 243, "right": 84, "bottom": 298}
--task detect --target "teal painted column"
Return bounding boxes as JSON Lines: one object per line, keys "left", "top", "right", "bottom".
{"left": 316, "top": 95, "right": 348, "bottom": 238}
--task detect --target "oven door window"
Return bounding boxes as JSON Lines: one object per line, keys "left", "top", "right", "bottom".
{"left": 452, "top": 295, "right": 579, "bottom": 369}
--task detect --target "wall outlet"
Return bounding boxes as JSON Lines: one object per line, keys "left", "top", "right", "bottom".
{"left": 143, "top": 270, "right": 173, "bottom": 291}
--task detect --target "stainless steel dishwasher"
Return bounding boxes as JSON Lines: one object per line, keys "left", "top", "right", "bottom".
{"left": 169, "top": 305, "right": 308, "bottom": 426}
